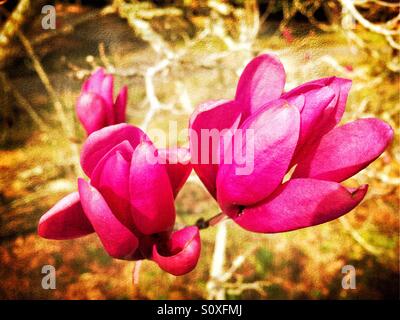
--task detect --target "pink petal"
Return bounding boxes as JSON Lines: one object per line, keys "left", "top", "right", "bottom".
{"left": 91, "top": 142, "right": 134, "bottom": 229}
{"left": 217, "top": 100, "right": 300, "bottom": 212}
{"left": 323, "top": 77, "right": 352, "bottom": 127}
{"left": 189, "top": 99, "right": 242, "bottom": 198}
{"left": 282, "top": 82, "right": 324, "bottom": 98}
{"left": 234, "top": 178, "right": 368, "bottom": 233}
{"left": 80, "top": 123, "right": 148, "bottom": 177}
{"left": 101, "top": 75, "right": 115, "bottom": 124}
{"left": 152, "top": 226, "right": 201, "bottom": 276}
{"left": 114, "top": 85, "right": 128, "bottom": 123}
{"left": 78, "top": 179, "right": 139, "bottom": 260}
{"left": 285, "top": 77, "right": 352, "bottom": 165}
{"left": 158, "top": 147, "right": 192, "bottom": 198}
{"left": 129, "top": 142, "right": 175, "bottom": 235}
{"left": 235, "top": 54, "right": 286, "bottom": 116}
{"left": 76, "top": 93, "right": 108, "bottom": 135}
{"left": 295, "top": 86, "right": 335, "bottom": 147}
{"left": 290, "top": 77, "right": 351, "bottom": 134}
{"left": 38, "top": 192, "right": 94, "bottom": 240}
{"left": 293, "top": 118, "right": 394, "bottom": 182}
{"left": 83, "top": 68, "right": 105, "bottom": 93}
{"left": 285, "top": 94, "right": 305, "bottom": 112}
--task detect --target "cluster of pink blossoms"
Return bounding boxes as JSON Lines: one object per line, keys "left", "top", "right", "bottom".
{"left": 38, "top": 54, "right": 393, "bottom": 276}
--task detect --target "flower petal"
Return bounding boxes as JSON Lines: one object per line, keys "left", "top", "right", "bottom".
{"left": 285, "top": 77, "right": 352, "bottom": 165}
{"left": 83, "top": 68, "right": 105, "bottom": 93}
{"left": 217, "top": 100, "right": 300, "bottom": 211}
{"left": 76, "top": 93, "right": 108, "bottom": 135}
{"left": 80, "top": 123, "right": 148, "bottom": 177}
{"left": 322, "top": 77, "right": 352, "bottom": 127}
{"left": 284, "top": 76, "right": 351, "bottom": 129}
{"left": 129, "top": 142, "right": 175, "bottom": 235}
{"left": 234, "top": 178, "right": 368, "bottom": 233}
{"left": 38, "top": 192, "right": 94, "bottom": 240}
{"left": 294, "top": 77, "right": 351, "bottom": 134}
{"left": 114, "top": 85, "right": 128, "bottom": 123}
{"left": 295, "top": 86, "right": 335, "bottom": 147}
{"left": 91, "top": 142, "right": 134, "bottom": 229}
{"left": 285, "top": 94, "right": 305, "bottom": 112}
{"left": 282, "top": 82, "right": 324, "bottom": 99}
{"left": 235, "top": 54, "right": 286, "bottom": 116}
{"left": 101, "top": 74, "right": 115, "bottom": 124}
{"left": 78, "top": 179, "right": 139, "bottom": 260}
{"left": 189, "top": 99, "right": 242, "bottom": 198}
{"left": 293, "top": 118, "right": 394, "bottom": 182}
{"left": 152, "top": 226, "right": 201, "bottom": 276}
{"left": 158, "top": 147, "right": 192, "bottom": 198}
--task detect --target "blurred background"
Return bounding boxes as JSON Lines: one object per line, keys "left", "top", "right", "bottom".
{"left": 0, "top": 0, "right": 399, "bottom": 299}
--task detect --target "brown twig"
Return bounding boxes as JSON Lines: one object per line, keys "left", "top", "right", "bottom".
{"left": 0, "top": 0, "right": 31, "bottom": 47}
{"left": 16, "top": 29, "right": 82, "bottom": 177}
{"left": 16, "top": 30, "right": 70, "bottom": 134}
{"left": 0, "top": 71, "right": 49, "bottom": 131}
{"left": 195, "top": 212, "right": 227, "bottom": 230}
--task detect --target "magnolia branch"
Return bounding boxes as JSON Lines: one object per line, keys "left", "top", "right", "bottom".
{"left": 207, "top": 221, "right": 228, "bottom": 300}
{"left": 195, "top": 212, "right": 228, "bottom": 230}
{"left": 340, "top": 0, "right": 399, "bottom": 37}
{"left": 16, "top": 29, "right": 82, "bottom": 176}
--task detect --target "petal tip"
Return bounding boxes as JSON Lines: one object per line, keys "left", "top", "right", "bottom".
{"left": 152, "top": 226, "right": 201, "bottom": 276}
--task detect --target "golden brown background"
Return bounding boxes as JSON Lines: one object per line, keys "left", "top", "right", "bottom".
{"left": 0, "top": 0, "right": 399, "bottom": 299}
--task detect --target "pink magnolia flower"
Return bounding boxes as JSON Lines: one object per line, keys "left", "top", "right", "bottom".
{"left": 38, "top": 124, "right": 199, "bottom": 276}
{"left": 189, "top": 54, "right": 393, "bottom": 233}
{"left": 76, "top": 68, "right": 128, "bottom": 135}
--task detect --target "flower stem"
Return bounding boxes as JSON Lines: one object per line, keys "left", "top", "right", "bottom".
{"left": 207, "top": 221, "right": 227, "bottom": 299}
{"left": 195, "top": 212, "right": 227, "bottom": 230}
{"left": 132, "top": 260, "right": 142, "bottom": 286}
